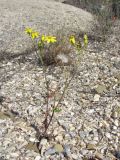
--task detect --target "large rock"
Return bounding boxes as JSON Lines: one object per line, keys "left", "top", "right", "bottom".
{"left": 0, "top": 0, "right": 94, "bottom": 59}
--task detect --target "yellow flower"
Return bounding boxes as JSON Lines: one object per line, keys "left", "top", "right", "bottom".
{"left": 84, "top": 34, "right": 88, "bottom": 46}
{"left": 69, "top": 36, "right": 76, "bottom": 45}
{"left": 41, "top": 35, "right": 46, "bottom": 42}
{"left": 31, "top": 31, "right": 39, "bottom": 39}
{"left": 45, "top": 36, "right": 57, "bottom": 43}
{"left": 25, "top": 28, "right": 33, "bottom": 35}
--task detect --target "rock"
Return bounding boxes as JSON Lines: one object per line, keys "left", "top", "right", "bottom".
{"left": 40, "top": 139, "right": 48, "bottom": 146}
{"left": 69, "top": 124, "right": 76, "bottom": 131}
{"left": 114, "top": 119, "right": 119, "bottom": 127}
{"left": 94, "top": 94, "right": 100, "bottom": 102}
{"left": 95, "top": 85, "right": 107, "bottom": 94}
{"left": 95, "top": 151, "right": 104, "bottom": 160}
{"left": 87, "top": 143, "right": 96, "bottom": 150}
{"left": 113, "top": 61, "right": 120, "bottom": 69}
{"left": 29, "top": 137, "right": 39, "bottom": 143}
{"left": 71, "top": 153, "right": 78, "bottom": 159}
{"left": 10, "top": 152, "right": 19, "bottom": 158}
{"left": 101, "top": 120, "right": 109, "bottom": 128}
{"left": 64, "top": 145, "right": 72, "bottom": 157}
{"left": 45, "top": 148, "right": 56, "bottom": 156}
{"left": 55, "top": 134, "right": 64, "bottom": 142}
{"left": 54, "top": 144, "right": 64, "bottom": 153}
{"left": 106, "top": 133, "right": 111, "bottom": 139}
{"left": 25, "top": 142, "right": 40, "bottom": 153}
{"left": 35, "top": 156, "right": 41, "bottom": 160}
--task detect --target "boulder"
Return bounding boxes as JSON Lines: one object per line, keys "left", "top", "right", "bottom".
{"left": 0, "top": 0, "right": 94, "bottom": 59}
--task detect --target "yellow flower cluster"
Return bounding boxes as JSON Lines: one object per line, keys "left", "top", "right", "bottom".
{"left": 69, "top": 34, "right": 88, "bottom": 50}
{"left": 25, "top": 28, "right": 39, "bottom": 39}
{"left": 25, "top": 27, "right": 57, "bottom": 44}
{"left": 41, "top": 35, "right": 57, "bottom": 43}
{"left": 25, "top": 27, "right": 88, "bottom": 52}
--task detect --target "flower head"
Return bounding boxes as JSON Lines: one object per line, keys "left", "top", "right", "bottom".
{"left": 31, "top": 31, "right": 39, "bottom": 39}
{"left": 45, "top": 36, "right": 57, "bottom": 43}
{"left": 41, "top": 35, "right": 56, "bottom": 43}
{"left": 25, "top": 28, "right": 39, "bottom": 39}
{"left": 83, "top": 34, "right": 88, "bottom": 46}
{"left": 25, "top": 28, "right": 33, "bottom": 35}
{"left": 41, "top": 35, "right": 46, "bottom": 42}
{"left": 69, "top": 36, "right": 76, "bottom": 45}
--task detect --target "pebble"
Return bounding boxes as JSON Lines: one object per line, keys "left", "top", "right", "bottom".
{"left": 71, "top": 153, "right": 78, "bottom": 159}
{"left": 94, "top": 94, "right": 100, "bottom": 102}
{"left": 40, "top": 139, "right": 48, "bottom": 146}
{"left": 54, "top": 144, "right": 64, "bottom": 153}
{"left": 35, "top": 156, "right": 41, "bottom": 160}
{"left": 45, "top": 148, "right": 56, "bottom": 156}
{"left": 55, "top": 134, "right": 63, "bottom": 142}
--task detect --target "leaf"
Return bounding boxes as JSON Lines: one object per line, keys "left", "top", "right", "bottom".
{"left": 53, "top": 108, "right": 62, "bottom": 113}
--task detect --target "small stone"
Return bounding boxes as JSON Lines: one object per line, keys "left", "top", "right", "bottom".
{"left": 111, "top": 111, "right": 118, "bottom": 118}
{"left": 64, "top": 145, "right": 71, "bottom": 157}
{"left": 0, "top": 130, "right": 2, "bottom": 137}
{"left": 79, "top": 131, "right": 86, "bottom": 139}
{"left": 94, "top": 94, "right": 100, "bottom": 102}
{"left": 80, "top": 141, "right": 86, "bottom": 148}
{"left": 80, "top": 149, "right": 88, "bottom": 155}
{"left": 45, "top": 148, "right": 56, "bottom": 156}
{"left": 107, "top": 153, "right": 117, "bottom": 159}
{"left": 113, "top": 126, "right": 117, "bottom": 130}
{"left": 55, "top": 134, "right": 63, "bottom": 142}
{"left": 29, "top": 137, "right": 38, "bottom": 142}
{"left": 35, "top": 156, "right": 41, "bottom": 160}
{"left": 40, "top": 139, "right": 48, "bottom": 146}
{"left": 54, "top": 144, "right": 64, "bottom": 153}
{"left": 87, "top": 143, "right": 96, "bottom": 150}
{"left": 95, "top": 152, "right": 104, "bottom": 159}
{"left": 10, "top": 153, "right": 19, "bottom": 157}
{"left": 69, "top": 124, "right": 76, "bottom": 131}
{"left": 71, "top": 154, "right": 78, "bottom": 159}
{"left": 93, "top": 136, "right": 99, "bottom": 141}
{"left": 101, "top": 120, "right": 109, "bottom": 128}
{"left": 95, "top": 84, "right": 107, "bottom": 94}
{"left": 114, "top": 119, "right": 119, "bottom": 127}
{"left": 106, "top": 133, "right": 111, "bottom": 139}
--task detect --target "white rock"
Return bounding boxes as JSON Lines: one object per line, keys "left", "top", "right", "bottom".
{"left": 29, "top": 137, "right": 39, "bottom": 143}
{"left": 55, "top": 135, "right": 63, "bottom": 142}
{"left": 71, "top": 154, "right": 78, "bottom": 159}
{"left": 10, "top": 152, "right": 19, "bottom": 157}
{"left": 113, "top": 126, "right": 117, "bottom": 130}
{"left": 114, "top": 119, "right": 119, "bottom": 127}
{"left": 106, "top": 133, "right": 111, "bottom": 139}
{"left": 40, "top": 139, "right": 48, "bottom": 146}
{"left": 35, "top": 156, "right": 41, "bottom": 160}
{"left": 94, "top": 94, "right": 100, "bottom": 102}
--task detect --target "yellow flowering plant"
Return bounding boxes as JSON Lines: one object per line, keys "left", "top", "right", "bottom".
{"left": 25, "top": 27, "right": 88, "bottom": 147}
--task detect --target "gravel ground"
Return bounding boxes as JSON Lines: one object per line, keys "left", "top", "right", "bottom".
{"left": 0, "top": 20, "right": 120, "bottom": 160}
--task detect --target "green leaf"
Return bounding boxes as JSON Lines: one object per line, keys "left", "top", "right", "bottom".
{"left": 53, "top": 108, "right": 62, "bottom": 113}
